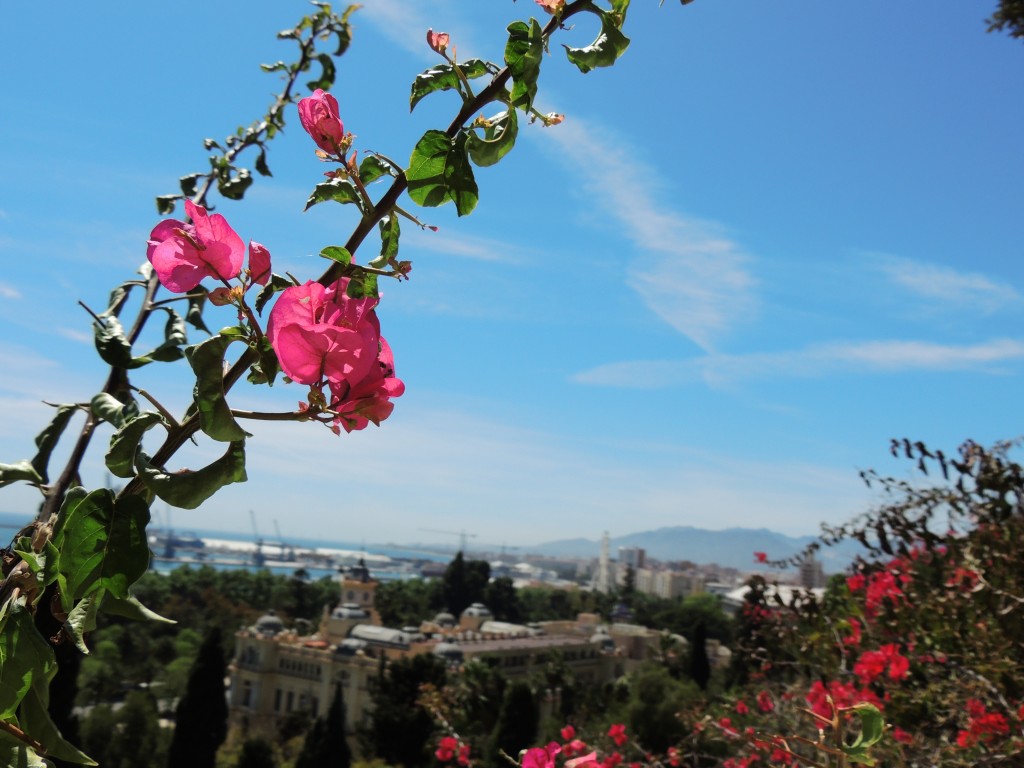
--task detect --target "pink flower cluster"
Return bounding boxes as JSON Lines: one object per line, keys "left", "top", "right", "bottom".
{"left": 266, "top": 279, "right": 403, "bottom": 433}
{"left": 853, "top": 643, "right": 910, "bottom": 685}
{"left": 147, "top": 200, "right": 269, "bottom": 294}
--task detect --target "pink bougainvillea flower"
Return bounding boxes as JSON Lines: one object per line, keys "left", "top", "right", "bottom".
{"left": 607, "top": 724, "right": 627, "bottom": 747}
{"left": 266, "top": 279, "right": 380, "bottom": 387}
{"left": 756, "top": 690, "right": 774, "bottom": 713}
{"left": 247, "top": 241, "right": 271, "bottom": 286}
{"left": 329, "top": 336, "right": 405, "bottom": 433}
{"left": 298, "top": 89, "right": 344, "bottom": 153}
{"left": 560, "top": 725, "right": 576, "bottom": 742}
{"left": 735, "top": 699, "right": 749, "bottom": 715}
{"left": 456, "top": 743, "right": 471, "bottom": 767}
{"left": 148, "top": 200, "right": 245, "bottom": 293}
{"left": 522, "top": 742, "right": 561, "bottom": 768}
{"left": 565, "top": 754, "right": 600, "bottom": 768}
{"left": 426, "top": 29, "right": 450, "bottom": 54}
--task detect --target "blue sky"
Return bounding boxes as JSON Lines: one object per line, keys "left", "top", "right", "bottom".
{"left": 1, "top": 1, "right": 1022, "bottom": 551}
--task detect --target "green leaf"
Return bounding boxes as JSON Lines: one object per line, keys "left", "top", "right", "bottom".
{"left": 105, "top": 412, "right": 166, "bottom": 479}
{"left": 370, "top": 215, "right": 401, "bottom": 269}
{"left": 563, "top": 6, "right": 631, "bottom": 73}
{"left": 90, "top": 394, "right": 135, "bottom": 430}
{"left": 101, "top": 593, "right": 175, "bottom": 624}
{"left": 409, "top": 59, "right": 491, "bottom": 112}
{"left": 0, "top": 731, "right": 49, "bottom": 768}
{"left": 50, "top": 486, "right": 88, "bottom": 547}
{"left": 31, "top": 404, "right": 78, "bottom": 484}
{"left": 247, "top": 336, "right": 280, "bottom": 387}
{"left": 260, "top": 60, "right": 288, "bottom": 73}
{"left": 0, "top": 461, "right": 43, "bottom": 489}
{"left": 307, "top": 52, "right": 336, "bottom": 91}
{"left": 319, "top": 246, "right": 352, "bottom": 266}
{"left": 505, "top": 20, "right": 544, "bottom": 110}
{"left": 305, "top": 179, "right": 362, "bottom": 211}
{"left": 218, "top": 167, "right": 253, "bottom": 200}
{"left": 179, "top": 173, "right": 203, "bottom": 199}
{"left": 345, "top": 271, "right": 378, "bottom": 299}
{"left": 137, "top": 307, "right": 188, "bottom": 363}
{"left": 56, "top": 489, "right": 151, "bottom": 603}
{"left": 62, "top": 594, "right": 100, "bottom": 655}
{"left": 358, "top": 155, "right": 392, "bottom": 185}
{"left": 137, "top": 440, "right": 247, "bottom": 510}
{"left": 466, "top": 109, "right": 519, "bottom": 167}
{"left": 406, "top": 129, "right": 479, "bottom": 216}
{"left": 155, "top": 195, "right": 179, "bottom": 215}
{"left": 19, "top": 684, "right": 97, "bottom": 765}
{"left": 93, "top": 316, "right": 139, "bottom": 369}
{"left": 0, "top": 603, "right": 54, "bottom": 720}
{"left": 842, "top": 703, "right": 885, "bottom": 766}
{"left": 254, "top": 274, "right": 297, "bottom": 316}
{"left": 184, "top": 333, "right": 248, "bottom": 443}
{"left": 255, "top": 147, "right": 272, "bottom": 177}
{"left": 185, "top": 287, "right": 212, "bottom": 334}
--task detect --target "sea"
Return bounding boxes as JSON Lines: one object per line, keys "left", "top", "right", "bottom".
{"left": 0, "top": 511, "right": 450, "bottom": 582}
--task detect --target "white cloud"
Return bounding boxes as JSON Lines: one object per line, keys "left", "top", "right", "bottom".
{"left": 573, "top": 338, "right": 1024, "bottom": 388}
{"left": 405, "top": 229, "right": 525, "bottom": 264}
{"left": 543, "top": 118, "right": 758, "bottom": 351}
{"left": 0, "top": 283, "right": 20, "bottom": 299}
{"left": 874, "top": 254, "right": 1021, "bottom": 314}
{"left": 56, "top": 328, "right": 93, "bottom": 344}
{"left": 358, "top": 0, "right": 438, "bottom": 58}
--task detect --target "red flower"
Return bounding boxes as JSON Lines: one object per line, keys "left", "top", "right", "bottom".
{"left": 756, "top": 690, "right": 774, "bottom": 713}
{"left": 561, "top": 725, "right": 576, "bottom": 742}
{"left": 754, "top": 551, "right": 768, "bottom": 563}
{"left": 892, "top": 727, "right": 913, "bottom": 745}
{"left": 735, "top": 700, "right": 749, "bottom": 715}
{"left": 435, "top": 736, "right": 458, "bottom": 762}
{"left": 607, "top": 723, "right": 628, "bottom": 747}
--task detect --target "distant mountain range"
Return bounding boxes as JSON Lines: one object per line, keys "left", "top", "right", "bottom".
{"left": 527, "top": 526, "right": 866, "bottom": 574}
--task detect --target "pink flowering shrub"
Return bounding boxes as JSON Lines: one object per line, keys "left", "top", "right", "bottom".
{"left": 297, "top": 88, "right": 345, "bottom": 154}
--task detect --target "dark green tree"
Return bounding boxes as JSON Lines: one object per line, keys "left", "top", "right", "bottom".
{"left": 442, "top": 553, "right": 491, "bottom": 616}
{"left": 360, "top": 654, "right": 447, "bottom": 767}
{"left": 624, "top": 663, "right": 699, "bottom": 753}
{"left": 295, "top": 684, "right": 351, "bottom": 768}
{"left": 483, "top": 576, "right": 524, "bottom": 623}
{"left": 689, "top": 620, "right": 710, "bottom": 691}
{"left": 167, "top": 627, "right": 228, "bottom": 768}
{"left": 988, "top": 0, "right": 1024, "bottom": 37}
{"left": 489, "top": 681, "right": 538, "bottom": 767}
{"left": 237, "top": 738, "right": 277, "bottom": 768}
{"left": 621, "top": 565, "right": 636, "bottom": 606}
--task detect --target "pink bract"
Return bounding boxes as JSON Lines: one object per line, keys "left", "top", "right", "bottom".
{"left": 266, "top": 280, "right": 379, "bottom": 387}
{"left": 298, "top": 89, "right": 344, "bottom": 153}
{"left": 329, "top": 336, "right": 404, "bottom": 433}
{"left": 248, "top": 241, "right": 271, "bottom": 286}
{"left": 522, "top": 742, "right": 561, "bottom": 768}
{"left": 147, "top": 200, "right": 244, "bottom": 293}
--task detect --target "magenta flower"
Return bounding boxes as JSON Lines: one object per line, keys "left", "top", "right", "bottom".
{"left": 298, "top": 89, "right": 344, "bottom": 153}
{"left": 248, "top": 241, "right": 271, "bottom": 286}
{"left": 147, "top": 200, "right": 245, "bottom": 293}
{"left": 426, "top": 29, "right": 450, "bottom": 55}
{"left": 329, "top": 336, "right": 405, "bottom": 433}
{"left": 266, "top": 279, "right": 380, "bottom": 387}
{"left": 522, "top": 743, "right": 561, "bottom": 768}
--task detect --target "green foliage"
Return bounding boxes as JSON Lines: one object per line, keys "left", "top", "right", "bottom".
{"left": 409, "top": 59, "right": 493, "bottom": 112}
{"left": 563, "top": 2, "right": 632, "bottom": 74}
{"left": 623, "top": 663, "right": 700, "bottom": 753}
{"left": 489, "top": 681, "right": 539, "bottom": 768}
{"left": 236, "top": 738, "right": 277, "bottom": 768}
{"left": 185, "top": 332, "right": 250, "bottom": 443}
{"left": 406, "top": 130, "right": 479, "bottom": 216}
{"left": 505, "top": 20, "right": 544, "bottom": 111}
{"left": 441, "top": 552, "right": 490, "bottom": 616}
{"left": 360, "top": 655, "right": 447, "bottom": 767}
{"left": 167, "top": 628, "right": 229, "bottom": 768}
{"left": 295, "top": 684, "right": 350, "bottom": 768}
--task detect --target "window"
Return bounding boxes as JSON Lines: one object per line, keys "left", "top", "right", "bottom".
{"left": 274, "top": 689, "right": 282, "bottom": 712}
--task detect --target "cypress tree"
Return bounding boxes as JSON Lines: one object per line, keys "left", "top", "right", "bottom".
{"left": 295, "top": 684, "right": 351, "bottom": 768}
{"left": 237, "top": 738, "right": 276, "bottom": 768}
{"left": 689, "top": 620, "right": 710, "bottom": 691}
{"left": 490, "top": 681, "right": 538, "bottom": 766}
{"left": 167, "top": 627, "right": 228, "bottom": 768}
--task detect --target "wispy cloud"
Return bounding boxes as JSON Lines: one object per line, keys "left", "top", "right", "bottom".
{"left": 56, "top": 328, "right": 92, "bottom": 344}
{"left": 873, "top": 254, "right": 1021, "bottom": 314}
{"left": 405, "top": 229, "right": 526, "bottom": 264}
{"left": 358, "top": 0, "right": 437, "bottom": 58}
{"left": 0, "top": 283, "right": 20, "bottom": 299}
{"left": 574, "top": 338, "right": 1024, "bottom": 388}
{"left": 543, "top": 118, "right": 757, "bottom": 351}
